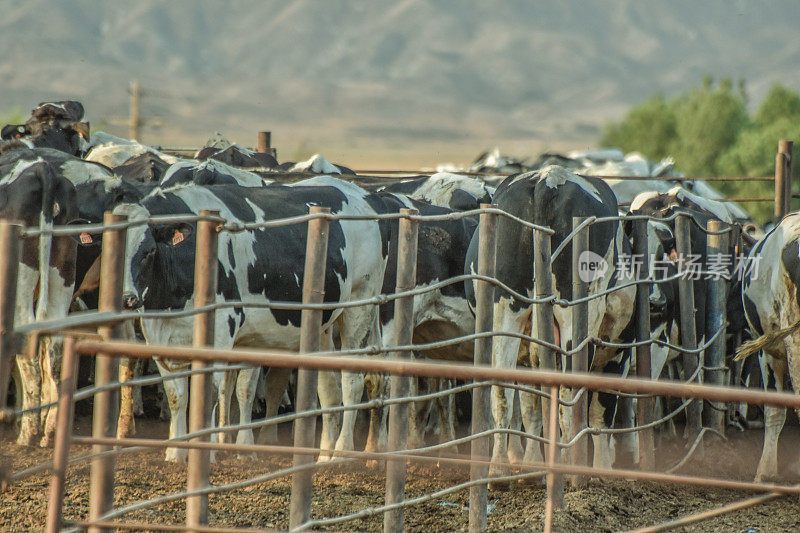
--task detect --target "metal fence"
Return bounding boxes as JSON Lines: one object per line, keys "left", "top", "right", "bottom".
{"left": 157, "top": 134, "right": 796, "bottom": 219}
{"left": 0, "top": 192, "right": 798, "bottom": 533}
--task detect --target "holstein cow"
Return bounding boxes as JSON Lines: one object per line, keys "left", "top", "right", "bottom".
{"left": 0, "top": 143, "right": 83, "bottom": 446}
{"left": 465, "top": 165, "right": 637, "bottom": 483}
{"left": 375, "top": 192, "right": 478, "bottom": 452}
{"left": 737, "top": 213, "right": 800, "bottom": 481}
{"left": 159, "top": 159, "right": 271, "bottom": 188}
{"left": 85, "top": 132, "right": 180, "bottom": 168}
{"left": 1, "top": 101, "right": 90, "bottom": 157}
{"left": 114, "top": 178, "right": 387, "bottom": 462}
{"left": 378, "top": 172, "right": 493, "bottom": 211}
{"left": 629, "top": 186, "right": 752, "bottom": 432}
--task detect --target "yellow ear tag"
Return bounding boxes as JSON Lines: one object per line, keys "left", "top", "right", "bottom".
{"left": 172, "top": 229, "right": 185, "bottom": 245}
{"left": 79, "top": 233, "right": 92, "bottom": 244}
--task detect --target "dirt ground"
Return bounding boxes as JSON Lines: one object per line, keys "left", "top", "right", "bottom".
{"left": 1, "top": 416, "right": 799, "bottom": 532}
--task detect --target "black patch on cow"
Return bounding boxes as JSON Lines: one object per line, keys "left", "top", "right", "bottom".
{"left": 378, "top": 192, "right": 476, "bottom": 326}
{"left": 781, "top": 239, "right": 800, "bottom": 310}
{"left": 227, "top": 240, "right": 236, "bottom": 270}
{"left": 131, "top": 183, "right": 356, "bottom": 330}
{"left": 114, "top": 152, "right": 170, "bottom": 183}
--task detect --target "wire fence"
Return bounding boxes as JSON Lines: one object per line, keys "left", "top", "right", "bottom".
{"left": 0, "top": 177, "right": 793, "bottom": 533}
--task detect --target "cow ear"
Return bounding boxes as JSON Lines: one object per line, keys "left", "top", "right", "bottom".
{"left": 71, "top": 122, "right": 90, "bottom": 141}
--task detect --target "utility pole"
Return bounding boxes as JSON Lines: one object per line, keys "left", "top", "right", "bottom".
{"left": 129, "top": 80, "right": 140, "bottom": 141}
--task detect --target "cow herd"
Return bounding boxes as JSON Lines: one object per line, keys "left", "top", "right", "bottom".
{"left": 1, "top": 100, "right": 799, "bottom": 485}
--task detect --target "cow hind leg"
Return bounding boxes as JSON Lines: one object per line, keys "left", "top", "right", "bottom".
{"left": 317, "top": 370, "right": 342, "bottom": 462}
{"left": 39, "top": 335, "right": 62, "bottom": 448}
{"left": 257, "top": 367, "right": 291, "bottom": 445}
{"left": 590, "top": 391, "right": 616, "bottom": 471}
{"left": 234, "top": 367, "right": 261, "bottom": 458}
{"left": 216, "top": 369, "right": 237, "bottom": 444}
{"left": 755, "top": 355, "right": 785, "bottom": 482}
{"left": 157, "top": 364, "right": 189, "bottom": 463}
{"left": 16, "top": 337, "right": 42, "bottom": 446}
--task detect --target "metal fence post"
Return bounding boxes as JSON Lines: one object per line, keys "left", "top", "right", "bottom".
{"left": 775, "top": 142, "right": 788, "bottom": 220}
{"left": 0, "top": 221, "right": 20, "bottom": 489}
{"left": 534, "top": 227, "right": 564, "bottom": 521}
{"left": 89, "top": 212, "right": 127, "bottom": 533}
{"left": 703, "top": 220, "right": 728, "bottom": 436}
{"left": 289, "top": 206, "right": 330, "bottom": 531}
{"left": 632, "top": 218, "right": 655, "bottom": 471}
{"left": 186, "top": 210, "right": 220, "bottom": 531}
{"left": 780, "top": 140, "right": 794, "bottom": 215}
{"left": 384, "top": 208, "right": 419, "bottom": 533}
{"left": 45, "top": 336, "right": 80, "bottom": 533}
{"left": 570, "top": 217, "right": 589, "bottom": 487}
{"left": 468, "top": 204, "right": 497, "bottom": 533}
{"left": 675, "top": 214, "right": 701, "bottom": 439}
{"left": 0, "top": 221, "right": 20, "bottom": 416}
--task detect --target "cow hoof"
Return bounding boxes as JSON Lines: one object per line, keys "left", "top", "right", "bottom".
{"left": 317, "top": 453, "right": 334, "bottom": 463}
{"left": 165, "top": 449, "right": 189, "bottom": 464}
{"left": 365, "top": 459, "right": 385, "bottom": 470}
{"left": 517, "top": 474, "right": 545, "bottom": 487}
{"left": 488, "top": 479, "right": 511, "bottom": 491}
{"left": 16, "top": 433, "right": 38, "bottom": 447}
{"left": 39, "top": 435, "right": 54, "bottom": 448}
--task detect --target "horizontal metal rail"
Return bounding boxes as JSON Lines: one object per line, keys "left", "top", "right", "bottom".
{"left": 72, "top": 339, "right": 800, "bottom": 409}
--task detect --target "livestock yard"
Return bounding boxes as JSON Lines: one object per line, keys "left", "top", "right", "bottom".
{"left": 1, "top": 101, "right": 800, "bottom": 533}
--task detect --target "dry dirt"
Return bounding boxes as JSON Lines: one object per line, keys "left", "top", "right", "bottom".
{"left": 1, "top": 416, "right": 799, "bottom": 532}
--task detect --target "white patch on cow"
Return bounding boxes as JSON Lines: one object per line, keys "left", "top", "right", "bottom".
{"left": 628, "top": 191, "right": 661, "bottom": 212}
{"left": 0, "top": 157, "right": 43, "bottom": 185}
{"left": 408, "top": 172, "right": 489, "bottom": 208}
{"left": 289, "top": 154, "right": 341, "bottom": 174}
{"left": 538, "top": 165, "right": 603, "bottom": 203}
{"left": 293, "top": 273, "right": 300, "bottom": 286}
{"left": 59, "top": 159, "right": 117, "bottom": 187}
{"left": 668, "top": 186, "right": 734, "bottom": 223}
{"left": 85, "top": 133, "right": 180, "bottom": 167}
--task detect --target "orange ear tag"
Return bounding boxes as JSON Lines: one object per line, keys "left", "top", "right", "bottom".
{"left": 172, "top": 229, "right": 185, "bottom": 245}
{"left": 80, "top": 233, "right": 93, "bottom": 244}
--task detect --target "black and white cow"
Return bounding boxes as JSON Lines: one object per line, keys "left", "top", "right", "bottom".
{"left": 196, "top": 144, "right": 279, "bottom": 169}
{"left": 375, "top": 192, "right": 478, "bottom": 451}
{"left": 85, "top": 132, "right": 180, "bottom": 169}
{"left": 114, "top": 177, "right": 388, "bottom": 462}
{"left": 465, "top": 165, "right": 637, "bottom": 480}
{"left": 0, "top": 143, "right": 83, "bottom": 446}
{"left": 158, "top": 159, "right": 271, "bottom": 188}
{"left": 378, "top": 172, "right": 493, "bottom": 211}
{"left": 277, "top": 154, "right": 355, "bottom": 175}
{"left": 1, "top": 101, "right": 90, "bottom": 157}
{"left": 738, "top": 213, "right": 800, "bottom": 481}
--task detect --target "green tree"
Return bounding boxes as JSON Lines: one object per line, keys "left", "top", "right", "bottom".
{"left": 670, "top": 77, "right": 749, "bottom": 176}
{"left": 754, "top": 84, "right": 800, "bottom": 127}
{"left": 599, "top": 95, "right": 678, "bottom": 161}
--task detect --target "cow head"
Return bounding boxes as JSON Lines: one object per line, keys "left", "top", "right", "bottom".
{"left": 114, "top": 203, "right": 196, "bottom": 311}
{"left": 2, "top": 101, "right": 90, "bottom": 157}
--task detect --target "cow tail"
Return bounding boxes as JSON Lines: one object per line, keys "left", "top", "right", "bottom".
{"left": 35, "top": 163, "right": 54, "bottom": 322}
{"left": 734, "top": 318, "right": 800, "bottom": 361}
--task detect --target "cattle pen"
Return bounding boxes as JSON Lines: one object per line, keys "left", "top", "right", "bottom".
{"left": 1, "top": 144, "right": 800, "bottom": 531}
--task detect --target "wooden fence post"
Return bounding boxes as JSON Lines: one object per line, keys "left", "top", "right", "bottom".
{"left": 675, "top": 214, "right": 701, "bottom": 439}
{"left": 569, "top": 217, "right": 589, "bottom": 487}
{"left": 632, "top": 218, "right": 655, "bottom": 470}
{"left": 535, "top": 227, "right": 564, "bottom": 523}
{"left": 186, "top": 210, "right": 220, "bottom": 531}
{"left": 468, "top": 204, "right": 497, "bottom": 532}
{"left": 775, "top": 141, "right": 789, "bottom": 220}
{"left": 384, "top": 209, "right": 419, "bottom": 533}
{"left": 45, "top": 336, "right": 80, "bottom": 533}
{"left": 289, "top": 206, "right": 330, "bottom": 531}
{"left": 703, "top": 220, "right": 728, "bottom": 436}
{"left": 89, "top": 212, "right": 127, "bottom": 533}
